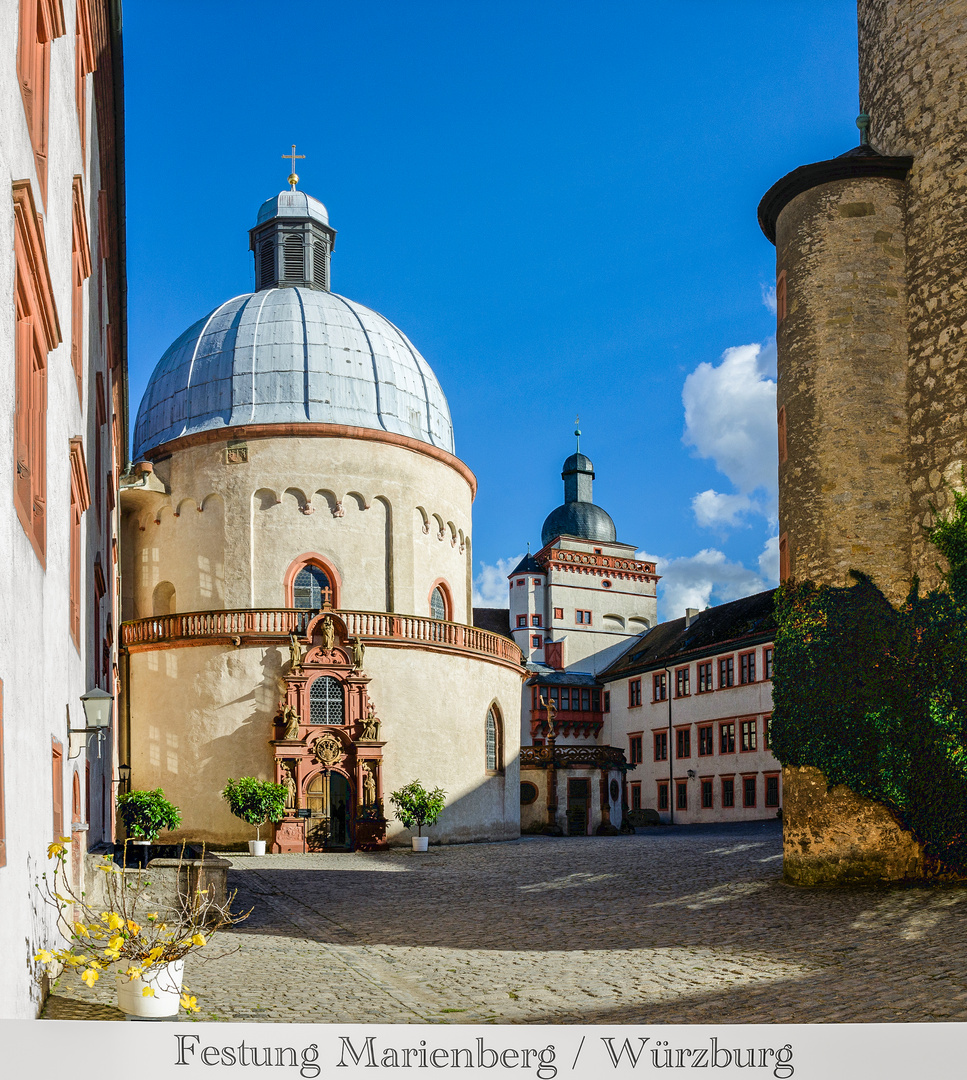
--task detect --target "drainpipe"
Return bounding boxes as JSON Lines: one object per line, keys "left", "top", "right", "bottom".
{"left": 666, "top": 666, "right": 673, "bottom": 825}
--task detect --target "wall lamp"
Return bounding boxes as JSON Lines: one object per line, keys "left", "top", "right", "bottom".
{"left": 112, "top": 763, "right": 132, "bottom": 791}
{"left": 68, "top": 687, "right": 113, "bottom": 759}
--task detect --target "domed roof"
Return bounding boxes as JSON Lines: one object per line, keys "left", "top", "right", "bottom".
{"left": 562, "top": 452, "right": 593, "bottom": 474}
{"left": 541, "top": 502, "right": 616, "bottom": 547}
{"left": 132, "top": 287, "right": 454, "bottom": 459}
{"left": 256, "top": 190, "right": 329, "bottom": 227}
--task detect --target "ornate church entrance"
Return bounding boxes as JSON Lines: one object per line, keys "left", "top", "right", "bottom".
{"left": 305, "top": 771, "right": 353, "bottom": 850}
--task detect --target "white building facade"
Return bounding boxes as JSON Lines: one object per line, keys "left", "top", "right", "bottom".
{"left": 601, "top": 591, "right": 780, "bottom": 824}
{"left": 0, "top": 0, "right": 126, "bottom": 1018}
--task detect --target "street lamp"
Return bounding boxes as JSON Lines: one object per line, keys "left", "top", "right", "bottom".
{"left": 113, "top": 763, "right": 132, "bottom": 792}
{"left": 68, "top": 687, "right": 113, "bottom": 759}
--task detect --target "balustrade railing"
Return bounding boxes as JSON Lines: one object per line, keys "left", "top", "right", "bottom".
{"left": 521, "top": 745, "right": 629, "bottom": 769}
{"left": 122, "top": 608, "right": 521, "bottom": 664}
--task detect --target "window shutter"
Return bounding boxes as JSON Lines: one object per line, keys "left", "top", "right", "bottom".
{"left": 313, "top": 242, "right": 328, "bottom": 289}
{"left": 259, "top": 239, "right": 274, "bottom": 289}
{"left": 283, "top": 234, "right": 304, "bottom": 282}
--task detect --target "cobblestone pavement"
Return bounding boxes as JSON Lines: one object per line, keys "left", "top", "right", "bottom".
{"left": 41, "top": 821, "right": 967, "bottom": 1024}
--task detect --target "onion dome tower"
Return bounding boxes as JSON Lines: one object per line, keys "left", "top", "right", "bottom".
{"left": 540, "top": 428, "right": 617, "bottom": 547}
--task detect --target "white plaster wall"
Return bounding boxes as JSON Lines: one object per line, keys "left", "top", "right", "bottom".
{"left": 127, "top": 641, "right": 521, "bottom": 846}
{"left": 604, "top": 643, "right": 779, "bottom": 824}
{"left": 129, "top": 436, "right": 473, "bottom": 621}
{"left": 0, "top": 0, "right": 119, "bottom": 1018}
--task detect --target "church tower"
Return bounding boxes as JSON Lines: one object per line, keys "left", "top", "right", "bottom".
{"left": 758, "top": 0, "right": 967, "bottom": 882}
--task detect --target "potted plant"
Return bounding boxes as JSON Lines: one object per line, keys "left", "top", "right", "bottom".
{"left": 34, "top": 837, "right": 247, "bottom": 1018}
{"left": 389, "top": 780, "right": 447, "bottom": 851}
{"left": 116, "top": 789, "right": 181, "bottom": 863}
{"left": 221, "top": 776, "right": 288, "bottom": 855}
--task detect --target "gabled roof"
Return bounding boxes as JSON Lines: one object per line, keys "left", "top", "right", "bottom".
{"left": 600, "top": 589, "right": 776, "bottom": 681}
{"left": 525, "top": 670, "right": 601, "bottom": 687}
{"left": 472, "top": 607, "right": 512, "bottom": 638}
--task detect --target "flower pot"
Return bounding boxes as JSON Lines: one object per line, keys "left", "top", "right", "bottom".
{"left": 116, "top": 959, "right": 184, "bottom": 1018}
{"left": 129, "top": 839, "right": 152, "bottom": 868}
{"left": 411, "top": 836, "right": 429, "bottom": 852}
{"left": 248, "top": 840, "right": 266, "bottom": 856}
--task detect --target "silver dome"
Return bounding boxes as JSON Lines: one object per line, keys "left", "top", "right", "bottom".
{"left": 132, "top": 287, "right": 455, "bottom": 459}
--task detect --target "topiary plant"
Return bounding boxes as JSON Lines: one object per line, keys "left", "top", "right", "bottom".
{"left": 389, "top": 780, "right": 447, "bottom": 838}
{"left": 116, "top": 788, "right": 181, "bottom": 842}
{"left": 221, "top": 777, "right": 288, "bottom": 842}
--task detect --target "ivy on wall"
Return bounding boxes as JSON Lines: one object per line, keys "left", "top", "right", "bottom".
{"left": 772, "top": 489, "right": 967, "bottom": 873}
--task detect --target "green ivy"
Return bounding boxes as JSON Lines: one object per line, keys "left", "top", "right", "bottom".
{"left": 772, "top": 493, "right": 967, "bottom": 872}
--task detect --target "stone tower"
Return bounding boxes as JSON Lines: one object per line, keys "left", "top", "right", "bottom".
{"left": 758, "top": 0, "right": 967, "bottom": 882}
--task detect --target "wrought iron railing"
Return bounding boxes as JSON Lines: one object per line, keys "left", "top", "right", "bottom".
{"left": 520, "top": 745, "right": 629, "bottom": 770}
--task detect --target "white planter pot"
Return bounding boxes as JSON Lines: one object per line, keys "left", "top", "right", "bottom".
{"left": 116, "top": 959, "right": 184, "bottom": 1018}
{"left": 411, "top": 836, "right": 429, "bottom": 852}
{"left": 248, "top": 840, "right": 266, "bottom": 856}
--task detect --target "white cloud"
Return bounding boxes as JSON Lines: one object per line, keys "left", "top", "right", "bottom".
{"left": 682, "top": 342, "right": 778, "bottom": 503}
{"left": 761, "top": 284, "right": 777, "bottom": 315}
{"left": 472, "top": 554, "right": 523, "bottom": 607}
{"left": 691, "top": 489, "right": 756, "bottom": 529}
{"left": 639, "top": 537, "right": 778, "bottom": 623}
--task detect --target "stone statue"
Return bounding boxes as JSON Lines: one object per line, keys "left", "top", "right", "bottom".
{"left": 539, "top": 694, "right": 557, "bottom": 738}
{"left": 362, "top": 763, "right": 377, "bottom": 806}
{"left": 289, "top": 633, "right": 303, "bottom": 672}
{"left": 351, "top": 636, "right": 365, "bottom": 671}
{"left": 322, "top": 615, "right": 335, "bottom": 652}
{"left": 282, "top": 763, "right": 298, "bottom": 809}
{"left": 281, "top": 703, "right": 301, "bottom": 740}
{"left": 360, "top": 703, "right": 381, "bottom": 741}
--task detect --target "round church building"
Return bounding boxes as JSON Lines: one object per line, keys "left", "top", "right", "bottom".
{"left": 119, "top": 186, "right": 522, "bottom": 849}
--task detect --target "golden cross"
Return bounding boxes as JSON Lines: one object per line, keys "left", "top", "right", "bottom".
{"left": 282, "top": 144, "right": 305, "bottom": 190}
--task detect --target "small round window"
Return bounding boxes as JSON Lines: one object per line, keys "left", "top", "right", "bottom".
{"left": 520, "top": 781, "right": 539, "bottom": 806}
{"left": 602, "top": 580, "right": 612, "bottom": 588}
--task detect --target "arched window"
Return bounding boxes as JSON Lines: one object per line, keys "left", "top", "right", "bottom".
{"left": 294, "top": 565, "right": 331, "bottom": 609}
{"left": 152, "top": 581, "right": 176, "bottom": 616}
{"left": 309, "top": 676, "right": 344, "bottom": 725}
{"left": 428, "top": 580, "right": 452, "bottom": 621}
{"left": 485, "top": 705, "right": 502, "bottom": 773}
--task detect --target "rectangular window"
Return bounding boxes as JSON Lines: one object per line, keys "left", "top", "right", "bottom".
{"left": 603, "top": 691, "right": 610, "bottom": 713}
{"left": 549, "top": 687, "right": 559, "bottom": 710}
{"left": 779, "top": 533, "right": 790, "bottom": 581}
{"left": 741, "top": 719, "right": 757, "bottom": 752}
{"left": 777, "top": 404, "right": 787, "bottom": 464}
{"left": 698, "top": 724, "right": 714, "bottom": 756}
{"left": 653, "top": 673, "right": 667, "bottom": 701}
{"left": 51, "top": 739, "right": 63, "bottom": 839}
{"left": 533, "top": 578, "right": 541, "bottom": 586}
{"left": 657, "top": 782, "right": 669, "bottom": 811}
{"left": 675, "top": 667, "right": 690, "bottom": 697}
{"left": 701, "top": 779, "right": 713, "bottom": 809}
{"left": 697, "top": 661, "right": 713, "bottom": 693}
{"left": 531, "top": 615, "right": 541, "bottom": 627}
{"left": 553, "top": 607, "right": 563, "bottom": 620}
{"left": 630, "top": 782, "right": 641, "bottom": 810}
{"left": 765, "top": 774, "right": 780, "bottom": 807}
{"left": 720, "top": 722, "right": 735, "bottom": 754}
{"left": 740, "top": 652, "right": 756, "bottom": 684}
{"left": 743, "top": 776, "right": 757, "bottom": 808}
{"left": 629, "top": 679, "right": 641, "bottom": 707}
{"left": 676, "top": 728, "right": 691, "bottom": 759}
{"left": 575, "top": 609, "right": 592, "bottom": 624}
{"left": 531, "top": 635, "right": 542, "bottom": 649}
{"left": 776, "top": 269, "right": 787, "bottom": 323}
{"left": 676, "top": 782, "right": 687, "bottom": 811}
{"left": 18, "top": 0, "right": 64, "bottom": 203}
{"left": 70, "top": 178, "right": 92, "bottom": 400}
{"left": 654, "top": 731, "right": 668, "bottom": 762}
{"left": 581, "top": 689, "right": 590, "bottom": 711}
{"left": 629, "top": 735, "right": 643, "bottom": 766}
{"left": 719, "top": 656, "right": 734, "bottom": 688}
{"left": 591, "top": 689, "right": 601, "bottom": 711}
{"left": 722, "top": 777, "right": 735, "bottom": 808}
{"left": 764, "top": 714, "right": 772, "bottom": 750}
{"left": 764, "top": 648, "right": 774, "bottom": 680}
{"left": 517, "top": 614, "right": 527, "bottom": 628}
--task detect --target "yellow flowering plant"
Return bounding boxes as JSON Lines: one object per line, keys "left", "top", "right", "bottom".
{"left": 35, "top": 838, "right": 248, "bottom": 1013}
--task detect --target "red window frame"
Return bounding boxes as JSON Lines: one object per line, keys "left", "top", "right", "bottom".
{"left": 675, "top": 666, "right": 690, "bottom": 697}
{"left": 721, "top": 776, "right": 735, "bottom": 809}
{"left": 740, "top": 651, "right": 756, "bottom": 685}
{"left": 740, "top": 718, "right": 757, "bottom": 752}
{"left": 698, "top": 724, "right": 714, "bottom": 756}
{"left": 719, "top": 656, "right": 734, "bottom": 688}
{"left": 530, "top": 635, "right": 542, "bottom": 649}
{"left": 720, "top": 722, "right": 736, "bottom": 754}
{"left": 657, "top": 781, "right": 669, "bottom": 811}
{"left": 764, "top": 648, "right": 774, "bottom": 680}
{"left": 629, "top": 678, "right": 641, "bottom": 707}
{"left": 675, "top": 727, "right": 691, "bottom": 759}
{"left": 764, "top": 714, "right": 772, "bottom": 750}
{"left": 700, "top": 778, "right": 713, "bottom": 809}
{"left": 777, "top": 405, "right": 787, "bottom": 465}
{"left": 697, "top": 661, "right": 713, "bottom": 693}
{"left": 516, "top": 614, "right": 527, "bottom": 628}
{"left": 743, "top": 775, "right": 757, "bottom": 808}
{"left": 531, "top": 615, "right": 541, "bottom": 627}
{"left": 575, "top": 609, "right": 592, "bottom": 624}
{"left": 653, "top": 673, "right": 667, "bottom": 702}
{"left": 630, "top": 782, "right": 641, "bottom": 810}
{"left": 653, "top": 731, "right": 668, "bottom": 762}
{"left": 765, "top": 773, "right": 780, "bottom": 807}
{"left": 776, "top": 269, "right": 787, "bottom": 323}
{"left": 676, "top": 781, "right": 687, "bottom": 811}
{"left": 628, "top": 733, "right": 643, "bottom": 766}
{"left": 553, "top": 607, "right": 563, "bottom": 620}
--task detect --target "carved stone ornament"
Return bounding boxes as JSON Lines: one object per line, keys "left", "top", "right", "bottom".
{"left": 311, "top": 733, "right": 343, "bottom": 767}
{"left": 322, "top": 615, "right": 335, "bottom": 651}
{"left": 281, "top": 703, "right": 301, "bottom": 740}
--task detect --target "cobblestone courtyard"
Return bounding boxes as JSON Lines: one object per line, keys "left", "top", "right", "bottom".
{"left": 42, "top": 821, "right": 967, "bottom": 1024}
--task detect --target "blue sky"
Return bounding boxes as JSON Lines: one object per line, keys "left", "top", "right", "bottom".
{"left": 124, "top": 2, "right": 859, "bottom": 620}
